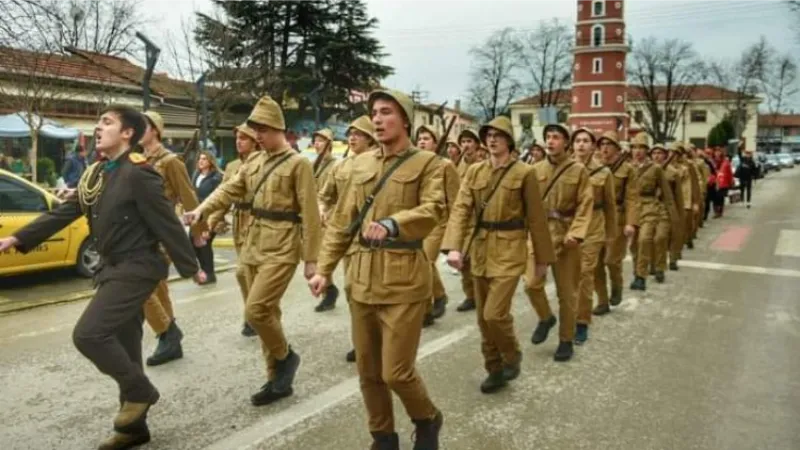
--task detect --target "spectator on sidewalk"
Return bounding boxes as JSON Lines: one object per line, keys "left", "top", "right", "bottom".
{"left": 61, "top": 144, "right": 88, "bottom": 188}
{"left": 735, "top": 149, "right": 757, "bottom": 209}
{"left": 712, "top": 147, "right": 734, "bottom": 218}
{"left": 191, "top": 151, "right": 223, "bottom": 283}
{"left": 702, "top": 148, "right": 717, "bottom": 221}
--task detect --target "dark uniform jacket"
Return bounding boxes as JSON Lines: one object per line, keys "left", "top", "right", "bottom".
{"left": 13, "top": 150, "right": 198, "bottom": 284}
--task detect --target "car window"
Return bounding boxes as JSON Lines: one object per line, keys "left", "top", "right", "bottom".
{"left": 0, "top": 177, "right": 49, "bottom": 212}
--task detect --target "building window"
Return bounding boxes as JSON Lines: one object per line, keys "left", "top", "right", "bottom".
{"left": 634, "top": 110, "right": 644, "bottom": 123}
{"left": 591, "top": 91, "right": 602, "bottom": 108}
{"left": 593, "top": 1, "right": 605, "bottom": 17}
{"left": 592, "top": 25, "right": 604, "bottom": 47}
{"left": 690, "top": 110, "right": 707, "bottom": 123}
{"left": 592, "top": 57, "right": 603, "bottom": 74}
{"left": 557, "top": 110, "right": 569, "bottom": 123}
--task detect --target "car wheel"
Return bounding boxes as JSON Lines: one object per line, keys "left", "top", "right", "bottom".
{"left": 76, "top": 239, "right": 100, "bottom": 278}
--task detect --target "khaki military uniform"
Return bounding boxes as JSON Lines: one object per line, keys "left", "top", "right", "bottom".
{"left": 691, "top": 157, "right": 707, "bottom": 236}
{"left": 631, "top": 161, "right": 677, "bottom": 278}
{"left": 314, "top": 153, "right": 337, "bottom": 191}
{"left": 594, "top": 156, "right": 639, "bottom": 306}
{"left": 443, "top": 159, "right": 555, "bottom": 373}
{"left": 454, "top": 156, "right": 476, "bottom": 303}
{"left": 423, "top": 157, "right": 460, "bottom": 310}
{"left": 680, "top": 156, "right": 700, "bottom": 249}
{"left": 524, "top": 153, "right": 594, "bottom": 343}
{"left": 657, "top": 162, "right": 684, "bottom": 271}
{"left": 144, "top": 144, "right": 204, "bottom": 335}
{"left": 316, "top": 146, "right": 443, "bottom": 433}
{"left": 199, "top": 147, "right": 321, "bottom": 381}
{"left": 576, "top": 159, "right": 617, "bottom": 325}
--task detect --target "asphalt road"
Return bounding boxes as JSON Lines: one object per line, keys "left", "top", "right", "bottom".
{"left": 1, "top": 170, "right": 799, "bottom": 450}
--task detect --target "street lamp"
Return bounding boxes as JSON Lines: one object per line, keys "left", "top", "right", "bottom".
{"left": 135, "top": 32, "right": 161, "bottom": 111}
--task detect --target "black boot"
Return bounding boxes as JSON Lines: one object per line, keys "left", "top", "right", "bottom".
{"left": 314, "top": 284, "right": 339, "bottom": 312}
{"left": 422, "top": 313, "right": 435, "bottom": 328}
{"left": 412, "top": 410, "right": 443, "bottom": 450}
{"left": 649, "top": 267, "right": 656, "bottom": 276}
{"left": 687, "top": 240, "right": 694, "bottom": 249}
{"left": 146, "top": 320, "right": 184, "bottom": 366}
{"left": 241, "top": 322, "right": 257, "bottom": 337}
{"left": 531, "top": 315, "right": 557, "bottom": 345}
{"left": 431, "top": 297, "right": 447, "bottom": 319}
{"left": 554, "top": 341, "right": 574, "bottom": 362}
{"left": 250, "top": 381, "right": 292, "bottom": 406}
{"left": 629, "top": 276, "right": 646, "bottom": 291}
{"left": 655, "top": 271, "right": 665, "bottom": 283}
{"left": 669, "top": 261, "right": 679, "bottom": 271}
{"left": 456, "top": 298, "right": 475, "bottom": 312}
{"left": 345, "top": 349, "right": 356, "bottom": 363}
{"left": 480, "top": 371, "right": 508, "bottom": 394}
{"left": 370, "top": 432, "right": 400, "bottom": 450}
{"left": 273, "top": 347, "right": 301, "bottom": 392}
{"left": 501, "top": 354, "right": 521, "bottom": 381}
{"left": 609, "top": 287, "right": 623, "bottom": 306}
{"left": 575, "top": 324, "right": 588, "bottom": 345}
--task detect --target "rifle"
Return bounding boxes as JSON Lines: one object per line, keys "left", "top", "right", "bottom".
{"left": 432, "top": 101, "right": 457, "bottom": 157}
{"left": 180, "top": 129, "right": 201, "bottom": 175}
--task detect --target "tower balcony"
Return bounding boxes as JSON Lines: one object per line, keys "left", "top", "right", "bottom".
{"left": 573, "top": 33, "right": 632, "bottom": 54}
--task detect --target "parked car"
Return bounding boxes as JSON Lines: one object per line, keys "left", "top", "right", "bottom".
{"left": 766, "top": 154, "right": 782, "bottom": 172}
{"left": 756, "top": 154, "right": 770, "bottom": 177}
{"left": 778, "top": 153, "right": 795, "bottom": 168}
{"left": 793, "top": 153, "right": 800, "bottom": 164}
{"left": 0, "top": 168, "right": 98, "bottom": 277}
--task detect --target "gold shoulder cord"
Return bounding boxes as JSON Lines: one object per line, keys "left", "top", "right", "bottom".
{"left": 77, "top": 163, "right": 105, "bottom": 211}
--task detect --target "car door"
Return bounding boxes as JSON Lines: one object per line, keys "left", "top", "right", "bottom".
{"left": 0, "top": 175, "right": 71, "bottom": 274}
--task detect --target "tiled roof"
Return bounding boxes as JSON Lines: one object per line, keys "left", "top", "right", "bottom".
{"left": 0, "top": 46, "right": 137, "bottom": 88}
{"left": 511, "top": 84, "right": 758, "bottom": 106}
{"left": 758, "top": 114, "right": 800, "bottom": 128}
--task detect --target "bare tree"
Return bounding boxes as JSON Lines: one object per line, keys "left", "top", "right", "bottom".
{"left": 0, "top": 0, "right": 146, "bottom": 56}
{"left": 627, "top": 37, "right": 705, "bottom": 143}
{"left": 709, "top": 36, "right": 771, "bottom": 140}
{"left": 466, "top": 28, "right": 523, "bottom": 121}
{"left": 762, "top": 54, "right": 798, "bottom": 117}
{"left": 519, "top": 19, "right": 573, "bottom": 108}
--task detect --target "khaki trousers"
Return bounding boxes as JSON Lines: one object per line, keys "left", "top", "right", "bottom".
{"left": 351, "top": 300, "right": 438, "bottom": 433}
{"left": 242, "top": 262, "right": 297, "bottom": 381}
{"left": 234, "top": 241, "right": 251, "bottom": 321}
{"left": 577, "top": 240, "right": 604, "bottom": 325}
{"left": 653, "top": 220, "right": 671, "bottom": 272}
{"left": 423, "top": 225, "right": 447, "bottom": 314}
{"left": 524, "top": 245, "right": 580, "bottom": 342}
{"left": 684, "top": 208, "right": 694, "bottom": 245}
{"left": 143, "top": 279, "right": 173, "bottom": 335}
{"left": 473, "top": 276, "right": 522, "bottom": 373}
{"left": 461, "top": 258, "right": 475, "bottom": 300}
{"left": 594, "top": 228, "right": 627, "bottom": 306}
{"left": 634, "top": 221, "right": 657, "bottom": 277}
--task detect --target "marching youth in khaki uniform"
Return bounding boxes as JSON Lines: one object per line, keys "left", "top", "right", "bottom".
{"left": 443, "top": 116, "right": 555, "bottom": 393}
{"left": 446, "top": 138, "right": 462, "bottom": 166}
{"left": 476, "top": 144, "right": 489, "bottom": 162}
{"left": 0, "top": 105, "right": 204, "bottom": 449}
{"left": 679, "top": 143, "right": 702, "bottom": 249}
{"left": 140, "top": 111, "right": 207, "bottom": 366}
{"left": 629, "top": 136, "right": 678, "bottom": 291}
{"left": 207, "top": 123, "right": 261, "bottom": 337}
{"left": 593, "top": 132, "right": 638, "bottom": 315}
{"left": 521, "top": 143, "right": 546, "bottom": 165}
{"left": 571, "top": 129, "right": 618, "bottom": 344}
{"left": 311, "top": 128, "right": 341, "bottom": 312}
{"left": 524, "top": 123, "right": 593, "bottom": 362}
{"left": 185, "top": 96, "right": 321, "bottom": 406}
{"left": 692, "top": 145, "right": 710, "bottom": 233}
{"left": 652, "top": 143, "right": 684, "bottom": 281}
{"left": 416, "top": 124, "right": 460, "bottom": 327}
{"left": 318, "top": 115, "right": 376, "bottom": 363}
{"left": 309, "top": 90, "right": 444, "bottom": 450}
{"left": 453, "top": 129, "right": 482, "bottom": 312}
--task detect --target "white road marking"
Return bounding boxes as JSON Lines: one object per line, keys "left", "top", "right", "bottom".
{"left": 203, "top": 327, "right": 474, "bottom": 450}
{"left": 679, "top": 259, "right": 800, "bottom": 279}
{"left": 774, "top": 229, "right": 800, "bottom": 257}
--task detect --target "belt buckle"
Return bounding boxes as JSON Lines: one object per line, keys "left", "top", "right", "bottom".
{"left": 368, "top": 239, "right": 382, "bottom": 251}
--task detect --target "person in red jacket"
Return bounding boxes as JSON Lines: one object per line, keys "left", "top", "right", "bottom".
{"left": 712, "top": 147, "right": 734, "bottom": 218}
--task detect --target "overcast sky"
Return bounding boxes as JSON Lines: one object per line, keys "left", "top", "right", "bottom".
{"left": 142, "top": 0, "right": 798, "bottom": 106}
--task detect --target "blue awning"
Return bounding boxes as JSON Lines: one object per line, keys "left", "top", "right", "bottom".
{"left": 0, "top": 112, "right": 80, "bottom": 139}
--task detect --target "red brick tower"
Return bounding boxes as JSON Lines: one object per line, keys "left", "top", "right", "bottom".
{"left": 569, "top": 0, "right": 630, "bottom": 139}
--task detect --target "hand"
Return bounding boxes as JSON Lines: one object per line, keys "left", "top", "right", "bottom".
{"left": 182, "top": 209, "right": 202, "bottom": 226}
{"left": 192, "top": 235, "right": 207, "bottom": 247}
{"left": 318, "top": 205, "right": 328, "bottom": 226}
{"left": 193, "top": 270, "right": 207, "bottom": 284}
{"left": 213, "top": 221, "right": 229, "bottom": 234}
{"left": 534, "top": 263, "right": 547, "bottom": 279}
{"left": 0, "top": 236, "right": 19, "bottom": 252}
{"left": 56, "top": 188, "right": 76, "bottom": 200}
{"left": 446, "top": 250, "right": 463, "bottom": 270}
{"left": 692, "top": 204, "right": 699, "bottom": 213}
{"left": 362, "top": 221, "right": 389, "bottom": 242}
{"left": 308, "top": 274, "right": 329, "bottom": 297}
{"left": 624, "top": 225, "right": 636, "bottom": 238}
{"left": 201, "top": 231, "right": 210, "bottom": 240}
{"left": 304, "top": 262, "right": 317, "bottom": 280}
{"left": 564, "top": 236, "right": 579, "bottom": 248}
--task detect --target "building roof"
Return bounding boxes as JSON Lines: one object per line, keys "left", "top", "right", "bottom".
{"left": 511, "top": 84, "right": 758, "bottom": 106}
{"left": 758, "top": 114, "right": 800, "bottom": 128}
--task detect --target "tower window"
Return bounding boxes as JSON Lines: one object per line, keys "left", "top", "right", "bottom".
{"left": 592, "top": 25, "right": 604, "bottom": 47}
{"left": 592, "top": 57, "right": 603, "bottom": 74}
{"left": 591, "top": 91, "right": 602, "bottom": 108}
{"left": 593, "top": 1, "right": 605, "bottom": 17}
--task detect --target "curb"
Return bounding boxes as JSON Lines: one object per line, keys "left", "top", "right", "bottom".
{"left": 213, "top": 238, "right": 236, "bottom": 248}
{"left": 0, "top": 264, "right": 237, "bottom": 316}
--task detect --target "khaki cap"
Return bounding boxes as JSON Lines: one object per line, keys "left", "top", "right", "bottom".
{"left": 480, "top": 116, "right": 515, "bottom": 150}
{"left": 313, "top": 128, "right": 334, "bottom": 142}
{"left": 543, "top": 123, "right": 570, "bottom": 140}
{"left": 596, "top": 130, "right": 621, "bottom": 149}
{"left": 668, "top": 141, "right": 684, "bottom": 153}
{"left": 458, "top": 128, "right": 480, "bottom": 144}
{"left": 233, "top": 122, "right": 258, "bottom": 142}
{"left": 571, "top": 127, "right": 597, "bottom": 144}
{"left": 446, "top": 138, "right": 461, "bottom": 151}
{"left": 347, "top": 115, "right": 375, "bottom": 139}
{"left": 630, "top": 132, "right": 650, "bottom": 149}
{"left": 651, "top": 143, "right": 667, "bottom": 153}
{"left": 416, "top": 124, "right": 440, "bottom": 143}
{"left": 143, "top": 111, "right": 164, "bottom": 137}
{"left": 368, "top": 89, "right": 414, "bottom": 134}
{"left": 247, "top": 95, "right": 286, "bottom": 131}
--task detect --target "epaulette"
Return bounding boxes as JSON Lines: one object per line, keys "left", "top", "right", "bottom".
{"left": 129, "top": 152, "right": 147, "bottom": 165}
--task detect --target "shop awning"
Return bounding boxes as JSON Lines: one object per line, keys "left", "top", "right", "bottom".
{"left": 0, "top": 112, "right": 80, "bottom": 139}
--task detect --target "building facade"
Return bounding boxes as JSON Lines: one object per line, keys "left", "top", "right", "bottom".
{"left": 569, "top": 0, "right": 630, "bottom": 137}
{"left": 756, "top": 114, "right": 800, "bottom": 153}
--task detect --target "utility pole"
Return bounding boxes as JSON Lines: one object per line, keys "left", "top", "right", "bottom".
{"left": 196, "top": 71, "right": 209, "bottom": 151}
{"left": 136, "top": 32, "right": 161, "bottom": 111}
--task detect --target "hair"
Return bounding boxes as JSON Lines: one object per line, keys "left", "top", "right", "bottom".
{"left": 197, "top": 150, "right": 220, "bottom": 172}
{"left": 100, "top": 104, "right": 146, "bottom": 146}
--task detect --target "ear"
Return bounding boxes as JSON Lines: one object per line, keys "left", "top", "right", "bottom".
{"left": 120, "top": 126, "right": 134, "bottom": 141}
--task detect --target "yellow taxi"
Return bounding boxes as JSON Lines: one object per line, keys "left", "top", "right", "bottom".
{"left": 0, "top": 168, "right": 98, "bottom": 277}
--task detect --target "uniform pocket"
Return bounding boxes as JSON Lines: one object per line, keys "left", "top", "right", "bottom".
{"left": 382, "top": 249, "right": 422, "bottom": 288}
{"left": 387, "top": 170, "right": 422, "bottom": 207}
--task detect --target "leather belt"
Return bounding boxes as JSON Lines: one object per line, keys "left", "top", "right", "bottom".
{"left": 593, "top": 202, "right": 605, "bottom": 210}
{"left": 547, "top": 209, "right": 575, "bottom": 221}
{"left": 640, "top": 192, "right": 656, "bottom": 197}
{"left": 358, "top": 235, "right": 423, "bottom": 250}
{"left": 251, "top": 208, "right": 301, "bottom": 223}
{"left": 235, "top": 202, "right": 252, "bottom": 210}
{"left": 477, "top": 218, "right": 526, "bottom": 231}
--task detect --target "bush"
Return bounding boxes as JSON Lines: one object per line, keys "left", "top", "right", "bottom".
{"left": 36, "top": 157, "right": 56, "bottom": 186}
{"left": 707, "top": 118, "right": 735, "bottom": 148}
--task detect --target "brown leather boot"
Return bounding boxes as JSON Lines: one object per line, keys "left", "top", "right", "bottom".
{"left": 97, "top": 426, "right": 150, "bottom": 450}
{"left": 114, "top": 391, "right": 159, "bottom": 432}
